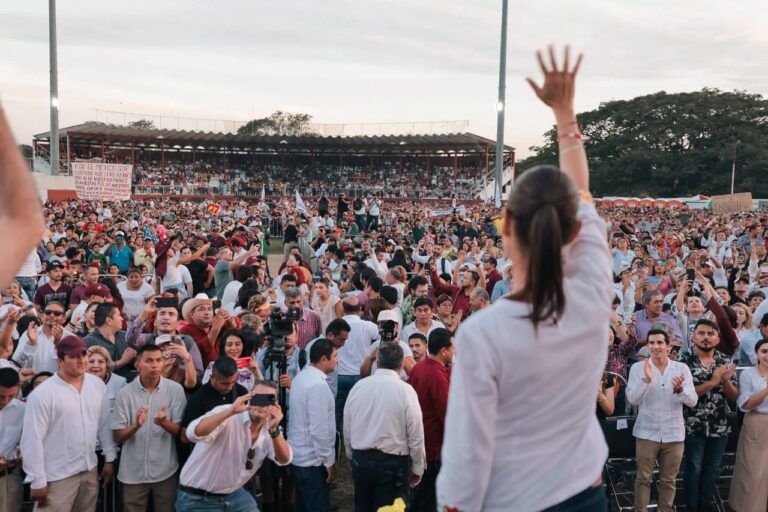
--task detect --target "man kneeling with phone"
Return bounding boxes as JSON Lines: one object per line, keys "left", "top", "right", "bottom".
{"left": 177, "top": 374, "right": 292, "bottom": 511}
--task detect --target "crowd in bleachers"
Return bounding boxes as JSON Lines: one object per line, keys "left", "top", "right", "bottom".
{"left": 127, "top": 159, "right": 487, "bottom": 199}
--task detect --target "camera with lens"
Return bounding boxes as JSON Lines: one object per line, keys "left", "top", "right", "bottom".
{"left": 378, "top": 319, "right": 398, "bottom": 343}
{"left": 264, "top": 306, "right": 302, "bottom": 352}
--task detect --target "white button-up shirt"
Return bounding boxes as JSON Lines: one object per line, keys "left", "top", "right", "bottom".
{"left": 336, "top": 315, "right": 379, "bottom": 376}
{"left": 288, "top": 365, "right": 335, "bottom": 468}
{"left": 400, "top": 319, "right": 446, "bottom": 344}
{"left": 305, "top": 338, "right": 337, "bottom": 396}
{"left": 21, "top": 373, "right": 117, "bottom": 489}
{"left": 0, "top": 399, "right": 25, "bottom": 460}
{"left": 436, "top": 202, "right": 616, "bottom": 512}
{"left": 111, "top": 377, "right": 187, "bottom": 484}
{"left": 343, "top": 369, "right": 425, "bottom": 476}
{"left": 181, "top": 405, "right": 292, "bottom": 494}
{"left": 13, "top": 326, "right": 74, "bottom": 374}
{"left": 737, "top": 367, "right": 768, "bottom": 413}
{"left": 626, "top": 359, "right": 698, "bottom": 442}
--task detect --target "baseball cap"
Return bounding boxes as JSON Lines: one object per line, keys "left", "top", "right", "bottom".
{"left": 47, "top": 261, "right": 64, "bottom": 271}
{"left": 57, "top": 335, "right": 88, "bottom": 358}
{"left": 84, "top": 283, "right": 111, "bottom": 299}
{"left": 618, "top": 261, "right": 632, "bottom": 274}
{"left": 377, "top": 309, "right": 401, "bottom": 329}
{"left": 154, "top": 335, "right": 174, "bottom": 346}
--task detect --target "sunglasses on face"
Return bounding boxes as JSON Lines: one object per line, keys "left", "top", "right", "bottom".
{"left": 44, "top": 310, "right": 65, "bottom": 317}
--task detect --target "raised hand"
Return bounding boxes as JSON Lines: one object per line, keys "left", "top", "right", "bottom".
{"left": 153, "top": 405, "right": 168, "bottom": 426}
{"left": 27, "top": 322, "right": 39, "bottom": 345}
{"left": 136, "top": 406, "right": 148, "bottom": 427}
{"left": 643, "top": 359, "right": 653, "bottom": 383}
{"left": 526, "top": 45, "right": 583, "bottom": 114}
{"left": 230, "top": 393, "right": 253, "bottom": 415}
{"left": 671, "top": 374, "right": 685, "bottom": 394}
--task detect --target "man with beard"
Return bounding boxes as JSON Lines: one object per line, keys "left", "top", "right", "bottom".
{"left": 678, "top": 319, "right": 738, "bottom": 512}
{"left": 33, "top": 261, "right": 72, "bottom": 313}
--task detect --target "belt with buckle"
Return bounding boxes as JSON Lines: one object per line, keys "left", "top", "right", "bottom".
{"left": 179, "top": 485, "right": 229, "bottom": 498}
{"left": 0, "top": 464, "right": 18, "bottom": 478}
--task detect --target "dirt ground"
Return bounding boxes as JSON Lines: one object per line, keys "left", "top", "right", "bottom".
{"left": 268, "top": 243, "right": 355, "bottom": 511}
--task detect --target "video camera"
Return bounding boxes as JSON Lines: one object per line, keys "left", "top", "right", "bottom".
{"left": 263, "top": 306, "right": 302, "bottom": 353}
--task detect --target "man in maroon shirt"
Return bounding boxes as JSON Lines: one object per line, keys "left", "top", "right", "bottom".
{"left": 482, "top": 255, "right": 502, "bottom": 296}
{"left": 33, "top": 261, "right": 72, "bottom": 313}
{"left": 428, "top": 260, "right": 478, "bottom": 322}
{"left": 407, "top": 327, "right": 454, "bottom": 512}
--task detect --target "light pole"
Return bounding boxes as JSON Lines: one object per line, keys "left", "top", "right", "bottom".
{"left": 49, "top": 0, "right": 60, "bottom": 175}
{"left": 730, "top": 140, "right": 740, "bottom": 194}
{"left": 494, "top": 0, "right": 508, "bottom": 208}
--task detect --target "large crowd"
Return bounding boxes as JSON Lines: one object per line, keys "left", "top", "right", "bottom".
{"left": 126, "top": 160, "right": 486, "bottom": 199}
{"left": 2, "top": 46, "right": 768, "bottom": 512}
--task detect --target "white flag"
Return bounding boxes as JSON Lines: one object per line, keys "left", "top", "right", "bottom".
{"left": 295, "top": 189, "right": 309, "bottom": 216}
{"left": 260, "top": 184, "right": 265, "bottom": 202}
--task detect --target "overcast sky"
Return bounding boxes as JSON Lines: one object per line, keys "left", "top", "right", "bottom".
{"left": 1, "top": 0, "right": 766, "bottom": 158}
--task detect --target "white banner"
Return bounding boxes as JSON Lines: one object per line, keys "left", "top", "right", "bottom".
{"left": 295, "top": 189, "right": 309, "bottom": 216}
{"left": 72, "top": 162, "right": 132, "bottom": 201}
{"left": 428, "top": 205, "right": 466, "bottom": 218}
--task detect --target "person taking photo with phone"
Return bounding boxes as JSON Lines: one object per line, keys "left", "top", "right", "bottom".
{"left": 177, "top": 379, "right": 291, "bottom": 512}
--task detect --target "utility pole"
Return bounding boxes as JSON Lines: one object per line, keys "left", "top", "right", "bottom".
{"left": 494, "top": 0, "right": 508, "bottom": 208}
{"left": 49, "top": 0, "right": 60, "bottom": 175}
{"left": 730, "top": 140, "right": 740, "bottom": 194}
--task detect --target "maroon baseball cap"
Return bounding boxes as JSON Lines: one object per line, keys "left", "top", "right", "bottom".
{"left": 84, "top": 283, "right": 111, "bottom": 299}
{"left": 57, "top": 335, "right": 88, "bottom": 358}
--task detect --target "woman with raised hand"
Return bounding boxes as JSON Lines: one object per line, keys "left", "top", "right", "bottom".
{"left": 437, "top": 46, "right": 615, "bottom": 511}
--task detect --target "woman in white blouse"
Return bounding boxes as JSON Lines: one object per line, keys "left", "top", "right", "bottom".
{"left": 729, "top": 338, "right": 768, "bottom": 511}
{"left": 437, "top": 47, "right": 616, "bottom": 511}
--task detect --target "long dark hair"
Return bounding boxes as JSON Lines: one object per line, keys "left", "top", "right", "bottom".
{"left": 506, "top": 165, "right": 579, "bottom": 328}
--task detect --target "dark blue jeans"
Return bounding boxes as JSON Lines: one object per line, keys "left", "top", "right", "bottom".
{"left": 336, "top": 374, "right": 360, "bottom": 432}
{"left": 683, "top": 434, "right": 728, "bottom": 511}
{"left": 351, "top": 451, "right": 409, "bottom": 512}
{"left": 540, "top": 484, "right": 607, "bottom": 512}
{"left": 292, "top": 465, "right": 330, "bottom": 512}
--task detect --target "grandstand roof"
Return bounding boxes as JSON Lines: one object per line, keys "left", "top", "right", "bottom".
{"left": 35, "top": 122, "right": 512, "bottom": 155}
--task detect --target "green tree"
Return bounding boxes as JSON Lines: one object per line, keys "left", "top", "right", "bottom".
{"left": 127, "top": 119, "right": 156, "bottom": 130}
{"left": 516, "top": 89, "right": 768, "bottom": 197}
{"left": 18, "top": 144, "right": 33, "bottom": 158}
{"left": 238, "top": 111, "right": 313, "bottom": 136}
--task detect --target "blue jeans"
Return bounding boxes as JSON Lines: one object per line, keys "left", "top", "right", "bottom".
{"left": 683, "top": 434, "right": 728, "bottom": 511}
{"left": 292, "top": 465, "right": 330, "bottom": 512}
{"left": 175, "top": 488, "right": 258, "bottom": 512}
{"left": 540, "top": 484, "right": 607, "bottom": 512}
{"left": 336, "top": 374, "right": 360, "bottom": 432}
{"left": 352, "top": 451, "right": 409, "bottom": 512}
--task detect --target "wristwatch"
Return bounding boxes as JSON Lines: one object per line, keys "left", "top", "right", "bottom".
{"left": 269, "top": 426, "right": 282, "bottom": 439}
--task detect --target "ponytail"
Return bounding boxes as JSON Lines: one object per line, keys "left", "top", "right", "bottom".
{"left": 506, "top": 165, "right": 579, "bottom": 330}
{"left": 514, "top": 204, "right": 566, "bottom": 327}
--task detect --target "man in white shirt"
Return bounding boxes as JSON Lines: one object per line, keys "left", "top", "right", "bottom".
{"left": 20, "top": 335, "right": 117, "bottom": 511}
{"left": 177, "top": 382, "right": 292, "bottom": 511}
{"left": 288, "top": 338, "right": 338, "bottom": 512}
{"left": 626, "top": 328, "right": 698, "bottom": 512}
{"left": 111, "top": 345, "right": 187, "bottom": 512}
{"left": 304, "top": 319, "right": 351, "bottom": 398}
{"left": 344, "top": 343, "right": 425, "bottom": 512}
{"left": 335, "top": 297, "right": 379, "bottom": 431}
{"left": 13, "top": 300, "right": 72, "bottom": 374}
{"left": 400, "top": 297, "right": 445, "bottom": 343}
{"left": 0, "top": 368, "right": 24, "bottom": 512}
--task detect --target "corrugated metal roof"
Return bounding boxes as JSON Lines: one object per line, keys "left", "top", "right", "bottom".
{"left": 34, "top": 122, "right": 514, "bottom": 153}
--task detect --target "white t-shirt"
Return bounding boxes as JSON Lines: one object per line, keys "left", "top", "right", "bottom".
{"left": 437, "top": 201, "right": 615, "bottom": 512}
{"left": 368, "top": 339, "right": 413, "bottom": 381}
{"left": 116, "top": 281, "right": 154, "bottom": 321}
{"left": 161, "top": 255, "right": 182, "bottom": 290}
